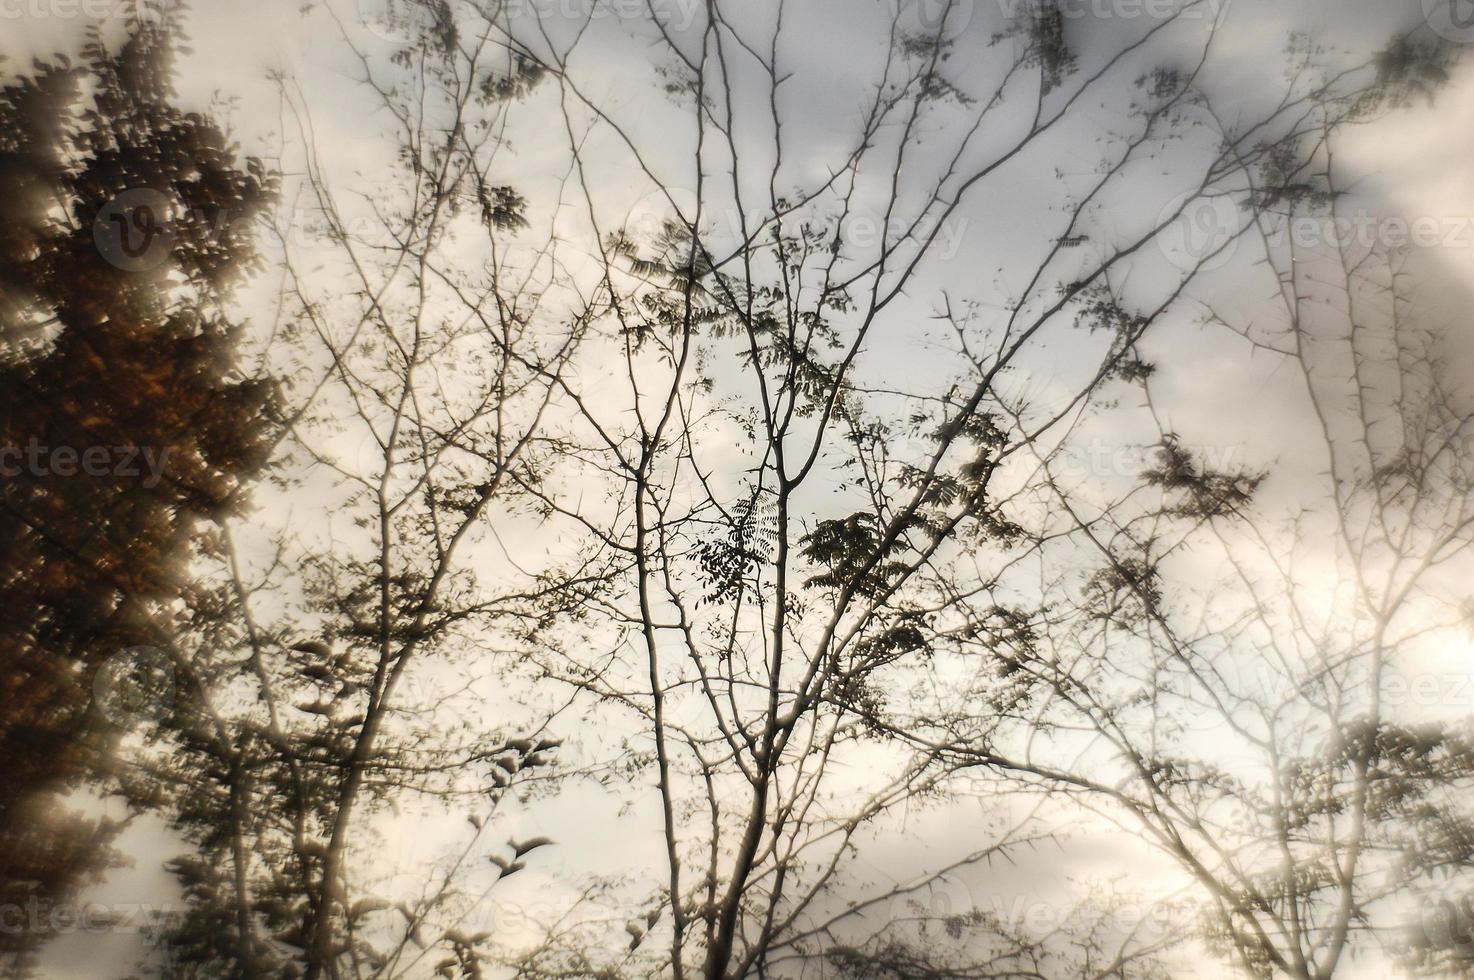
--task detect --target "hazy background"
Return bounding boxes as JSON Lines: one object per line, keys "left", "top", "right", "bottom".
{"left": 5, "top": 0, "right": 1473, "bottom": 975}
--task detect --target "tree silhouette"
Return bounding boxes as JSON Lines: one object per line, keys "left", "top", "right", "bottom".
{"left": 88, "top": 6, "right": 579, "bottom": 977}
{"left": 0, "top": 16, "right": 275, "bottom": 974}
{"left": 924, "top": 45, "right": 1474, "bottom": 979}
{"left": 2, "top": 4, "right": 1466, "bottom": 979}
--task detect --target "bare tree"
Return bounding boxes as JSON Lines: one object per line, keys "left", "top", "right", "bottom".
{"left": 21, "top": 4, "right": 1449, "bottom": 980}
{"left": 114, "top": 6, "right": 590, "bottom": 977}
{"left": 920, "top": 51, "right": 1474, "bottom": 978}
{"left": 467, "top": 2, "right": 1428, "bottom": 976}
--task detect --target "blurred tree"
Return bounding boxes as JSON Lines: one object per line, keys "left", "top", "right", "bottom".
{"left": 0, "top": 16, "right": 275, "bottom": 975}
{"left": 927, "top": 44, "right": 1474, "bottom": 979}
{"left": 1, "top": 3, "right": 1460, "bottom": 979}
{"left": 98, "top": 5, "right": 576, "bottom": 977}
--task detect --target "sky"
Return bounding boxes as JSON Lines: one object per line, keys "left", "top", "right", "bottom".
{"left": 6, "top": 0, "right": 1474, "bottom": 976}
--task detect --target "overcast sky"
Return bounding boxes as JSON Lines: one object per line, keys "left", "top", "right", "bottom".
{"left": 8, "top": 1, "right": 1474, "bottom": 976}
